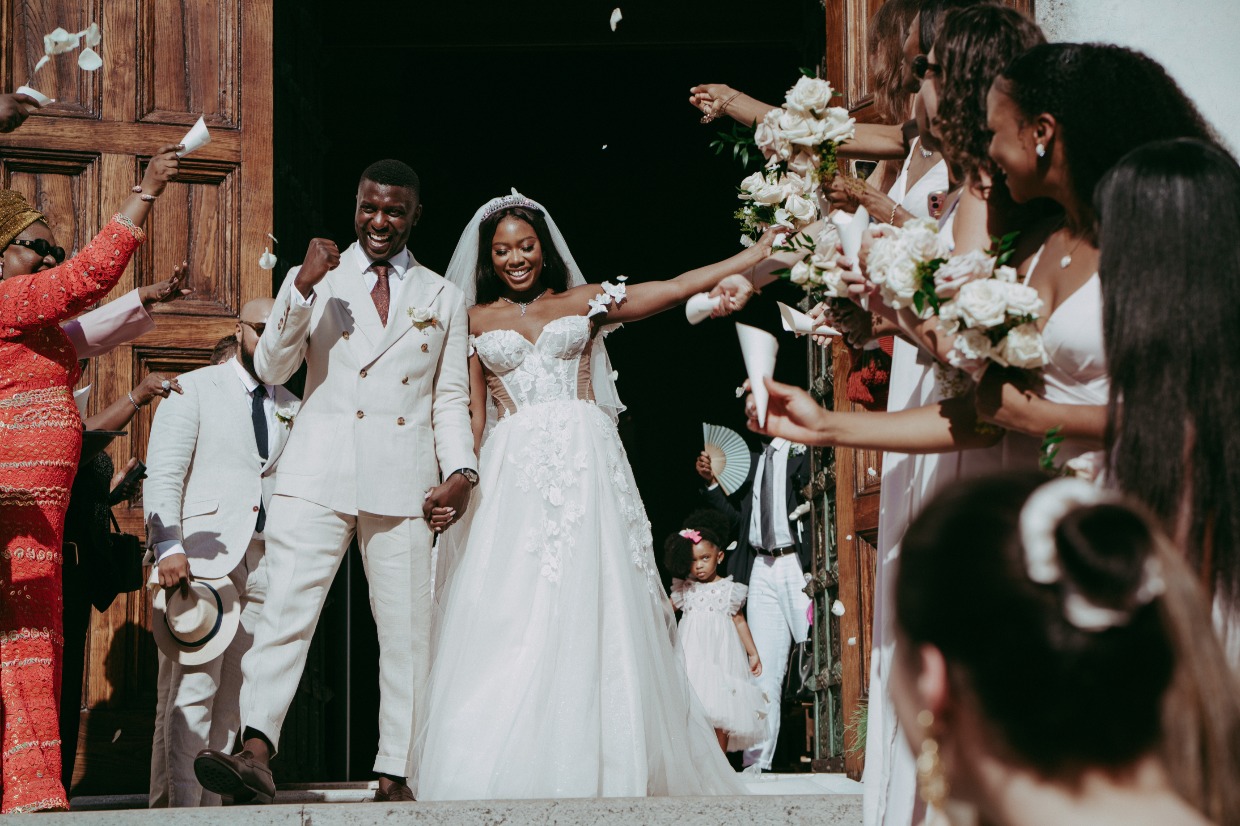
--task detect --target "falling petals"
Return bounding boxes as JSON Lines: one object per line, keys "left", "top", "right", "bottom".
{"left": 33, "top": 55, "right": 50, "bottom": 74}
{"left": 44, "top": 27, "right": 80, "bottom": 55}
{"left": 77, "top": 47, "right": 102, "bottom": 71}
{"left": 258, "top": 247, "right": 278, "bottom": 270}
{"left": 79, "top": 22, "right": 101, "bottom": 49}
{"left": 609, "top": 8, "right": 622, "bottom": 31}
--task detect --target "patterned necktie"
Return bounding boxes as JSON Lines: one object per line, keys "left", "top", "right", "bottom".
{"left": 370, "top": 261, "right": 391, "bottom": 327}
{"left": 252, "top": 385, "right": 268, "bottom": 532}
{"left": 760, "top": 441, "right": 777, "bottom": 551}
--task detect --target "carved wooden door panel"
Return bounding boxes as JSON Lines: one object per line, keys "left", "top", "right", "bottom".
{"left": 0, "top": 0, "right": 273, "bottom": 793}
{"left": 822, "top": 0, "right": 1035, "bottom": 780}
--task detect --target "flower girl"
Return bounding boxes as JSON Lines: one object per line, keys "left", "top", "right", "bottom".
{"left": 665, "top": 511, "right": 768, "bottom": 752}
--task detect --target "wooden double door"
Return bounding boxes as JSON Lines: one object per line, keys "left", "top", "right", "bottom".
{"left": 0, "top": 0, "right": 274, "bottom": 792}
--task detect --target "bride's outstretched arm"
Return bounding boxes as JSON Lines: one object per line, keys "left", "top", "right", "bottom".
{"left": 581, "top": 233, "right": 774, "bottom": 325}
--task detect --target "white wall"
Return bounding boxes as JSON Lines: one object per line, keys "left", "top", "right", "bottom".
{"left": 1037, "top": 0, "right": 1240, "bottom": 153}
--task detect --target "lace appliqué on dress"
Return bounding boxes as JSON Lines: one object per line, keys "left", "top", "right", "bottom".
{"left": 513, "top": 401, "right": 584, "bottom": 583}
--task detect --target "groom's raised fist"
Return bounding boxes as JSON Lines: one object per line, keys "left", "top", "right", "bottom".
{"left": 294, "top": 238, "right": 340, "bottom": 295}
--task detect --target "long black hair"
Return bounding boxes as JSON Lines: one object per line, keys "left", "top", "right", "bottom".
{"left": 1098, "top": 138, "right": 1240, "bottom": 606}
{"left": 935, "top": 4, "right": 1044, "bottom": 183}
{"left": 999, "top": 43, "right": 1215, "bottom": 230}
{"left": 473, "top": 206, "right": 570, "bottom": 306}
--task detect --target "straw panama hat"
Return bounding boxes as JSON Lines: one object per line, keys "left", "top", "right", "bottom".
{"left": 151, "top": 576, "right": 240, "bottom": 666}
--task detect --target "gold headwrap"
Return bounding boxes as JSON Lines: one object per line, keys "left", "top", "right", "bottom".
{"left": 0, "top": 189, "right": 45, "bottom": 251}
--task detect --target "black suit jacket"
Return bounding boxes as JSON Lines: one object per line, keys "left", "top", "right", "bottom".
{"left": 700, "top": 446, "right": 811, "bottom": 586}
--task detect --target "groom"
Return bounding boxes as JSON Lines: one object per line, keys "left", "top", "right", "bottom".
{"left": 194, "top": 160, "right": 477, "bottom": 803}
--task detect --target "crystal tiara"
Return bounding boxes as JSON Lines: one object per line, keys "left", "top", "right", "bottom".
{"left": 481, "top": 191, "right": 543, "bottom": 222}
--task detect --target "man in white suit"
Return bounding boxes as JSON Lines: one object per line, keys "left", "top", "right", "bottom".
{"left": 195, "top": 160, "right": 477, "bottom": 804}
{"left": 144, "top": 297, "right": 299, "bottom": 807}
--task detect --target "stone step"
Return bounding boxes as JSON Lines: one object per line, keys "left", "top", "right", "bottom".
{"left": 59, "top": 775, "right": 863, "bottom": 825}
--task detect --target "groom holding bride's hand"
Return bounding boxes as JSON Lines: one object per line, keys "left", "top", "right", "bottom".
{"left": 194, "top": 159, "right": 477, "bottom": 804}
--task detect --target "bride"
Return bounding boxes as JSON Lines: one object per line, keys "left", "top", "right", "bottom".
{"left": 414, "top": 191, "right": 771, "bottom": 800}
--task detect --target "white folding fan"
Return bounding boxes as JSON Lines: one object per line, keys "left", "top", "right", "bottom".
{"left": 703, "top": 423, "right": 752, "bottom": 495}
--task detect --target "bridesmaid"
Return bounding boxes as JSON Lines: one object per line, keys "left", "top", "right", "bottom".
{"left": 0, "top": 144, "right": 181, "bottom": 813}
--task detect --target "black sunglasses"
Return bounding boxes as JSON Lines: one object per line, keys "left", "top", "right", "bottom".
{"left": 11, "top": 238, "right": 66, "bottom": 263}
{"left": 911, "top": 55, "right": 942, "bottom": 80}
{"left": 239, "top": 320, "right": 267, "bottom": 336}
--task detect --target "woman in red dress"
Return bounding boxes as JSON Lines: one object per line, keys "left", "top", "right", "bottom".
{"left": 0, "top": 144, "right": 181, "bottom": 813}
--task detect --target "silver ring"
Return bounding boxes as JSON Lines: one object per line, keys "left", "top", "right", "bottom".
{"left": 161, "top": 380, "right": 171, "bottom": 390}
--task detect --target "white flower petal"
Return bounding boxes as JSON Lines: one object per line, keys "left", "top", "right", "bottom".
{"left": 33, "top": 55, "right": 51, "bottom": 74}
{"left": 609, "top": 7, "right": 622, "bottom": 30}
{"left": 79, "top": 22, "right": 101, "bottom": 48}
{"left": 44, "top": 27, "right": 80, "bottom": 55}
{"left": 258, "top": 248, "right": 278, "bottom": 270}
{"left": 77, "top": 47, "right": 102, "bottom": 71}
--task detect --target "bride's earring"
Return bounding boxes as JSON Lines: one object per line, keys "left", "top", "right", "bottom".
{"left": 915, "top": 710, "right": 949, "bottom": 810}
{"left": 1035, "top": 142, "right": 1047, "bottom": 159}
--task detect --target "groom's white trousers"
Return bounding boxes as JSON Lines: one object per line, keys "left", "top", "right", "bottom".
{"left": 238, "top": 494, "right": 434, "bottom": 778}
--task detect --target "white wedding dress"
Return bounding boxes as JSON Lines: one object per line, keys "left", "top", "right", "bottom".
{"left": 415, "top": 314, "right": 743, "bottom": 800}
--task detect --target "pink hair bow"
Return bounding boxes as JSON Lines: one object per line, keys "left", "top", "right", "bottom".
{"left": 679, "top": 529, "right": 702, "bottom": 543}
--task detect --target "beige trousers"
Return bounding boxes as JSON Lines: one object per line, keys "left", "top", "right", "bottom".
{"left": 238, "top": 494, "right": 434, "bottom": 778}
{"left": 149, "top": 539, "right": 267, "bottom": 808}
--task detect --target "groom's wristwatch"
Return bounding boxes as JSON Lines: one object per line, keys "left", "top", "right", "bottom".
{"left": 450, "top": 468, "right": 479, "bottom": 487}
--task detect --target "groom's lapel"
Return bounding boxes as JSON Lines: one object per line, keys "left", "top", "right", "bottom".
{"left": 366, "top": 265, "right": 444, "bottom": 368}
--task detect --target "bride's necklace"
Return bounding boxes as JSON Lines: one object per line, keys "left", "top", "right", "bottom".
{"left": 1059, "top": 230, "right": 1086, "bottom": 269}
{"left": 500, "top": 289, "right": 547, "bottom": 317}
{"left": 918, "top": 144, "right": 934, "bottom": 159}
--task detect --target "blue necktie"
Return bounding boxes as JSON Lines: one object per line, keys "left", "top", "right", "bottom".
{"left": 252, "top": 385, "right": 268, "bottom": 532}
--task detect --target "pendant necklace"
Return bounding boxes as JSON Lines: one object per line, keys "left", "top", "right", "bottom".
{"left": 500, "top": 289, "right": 547, "bottom": 316}
{"left": 1059, "top": 230, "right": 1085, "bottom": 269}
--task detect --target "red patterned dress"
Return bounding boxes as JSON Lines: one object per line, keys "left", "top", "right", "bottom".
{"left": 0, "top": 216, "right": 145, "bottom": 813}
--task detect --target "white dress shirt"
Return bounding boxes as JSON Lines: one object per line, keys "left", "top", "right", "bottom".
{"left": 293, "top": 244, "right": 412, "bottom": 326}
{"left": 749, "top": 438, "right": 793, "bottom": 550}
{"left": 155, "top": 358, "right": 277, "bottom": 561}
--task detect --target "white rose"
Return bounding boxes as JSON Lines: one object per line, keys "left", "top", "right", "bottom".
{"left": 786, "top": 149, "right": 818, "bottom": 177}
{"left": 994, "top": 265, "right": 1018, "bottom": 283}
{"left": 1004, "top": 282, "right": 1044, "bottom": 319}
{"left": 778, "top": 172, "right": 811, "bottom": 198}
{"left": 811, "top": 254, "right": 848, "bottom": 297}
{"left": 784, "top": 76, "right": 835, "bottom": 117}
{"left": 955, "top": 279, "right": 1010, "bottom": 329}
{"left": 789, "top": 259, "right": 812, "bottom": 285}
{"left": 738, "top": 171, "right": 766, "bottom": 199}
{"left": 994, "top": 323, "right": 1048, "bottom": 369}
{"left": 817, "top": 108, "right": 857, "bottom": 144}
{"left": 815, "top": 222, "right": 841, "bottom": 251}
{"left": 783, "top": 192, "right": 817, "bottom": 225}
{"left": 865, "top": 233, "right": 905, "bottom": 285}
{"left": 753, "top": 109, "right": 783, "bottom": 160}
{"left": 950, "top": 328, "right": 994, "bottom": 368}
{"left": 410, "top": 308, "right": 435, "bottom": 323}
{"left": 900, "top": 218, "right": 950, "bottom": 263}
{"left": 773, "top": 208, "right": 795, "bottom": 229}
{"left": 880, "top": 259, "right": 920, "bottom": 308}
{"left": 751, "top": 179, "right": 786, "bottom": 205}
{"left": 934, "top": 249, "right": 994, "bottom": 298}
{"left": 776, "top": 111, "right": 815, "bottom": 152}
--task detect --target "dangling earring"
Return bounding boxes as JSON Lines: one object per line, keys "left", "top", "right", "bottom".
{"left": 915, "top": 710, "right": 949, "bottom": 810}
{"left": 1035, "top": 143, "right": 1047, "bottom": 159}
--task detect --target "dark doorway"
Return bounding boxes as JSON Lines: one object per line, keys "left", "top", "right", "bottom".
{"left": 272, "top": 0, "right": 820, "bottom": 781}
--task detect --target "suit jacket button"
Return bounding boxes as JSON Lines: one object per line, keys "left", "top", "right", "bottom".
{"left": 252, "top": 505, "right": 260, "bottom": 512}
{"left": 401, "top": 376, "right": 409, "bottom": 384}
{"left": 396, "top": 417, "right": 406, "bottom": 426}
{"left": 356, "top": 410, "right": 364, "bottom": 419}
{"left": 421, "top": 343, "right": 429, "bottom": 353}
{"left": 342, "top": 331, "right": 350, "bottom": 339}
{"left": 359, "top": 369, "right": 367, "bottom": 378}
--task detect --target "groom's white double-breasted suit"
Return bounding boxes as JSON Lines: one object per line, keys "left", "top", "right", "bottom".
{"left": 239, "top": 241, "right": 476, "bottom": 778}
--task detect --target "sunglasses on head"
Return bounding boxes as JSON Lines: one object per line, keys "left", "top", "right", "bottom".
{"left": 912, "top": 55, "right": 942, "bottom": 80}
{"left": 11, "top": 238, "right": 66, "bottom": 263}
{"left": 239, "top": 320, "right": 266, "bottom": 336}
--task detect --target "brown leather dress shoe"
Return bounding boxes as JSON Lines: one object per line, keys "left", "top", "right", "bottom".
{"left": 372, "top": 781, "right": 415, "bottom": 802}
{"left": 193, "top": 749, "right": 276, "bottom": 804}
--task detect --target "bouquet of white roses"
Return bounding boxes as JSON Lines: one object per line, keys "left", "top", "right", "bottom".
{"left": 938, "top": 261, "right": 1048, "bottom": 371}
{"left": 865, "top": 218, "right": 951, "bottom": 316}
{"left": 734, "top": 76, "right": 855, "bottom": 243}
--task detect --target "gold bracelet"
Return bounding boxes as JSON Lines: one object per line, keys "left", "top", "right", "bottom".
{"left": 889, "top": 203, "right": 900, "bottom": 225}
{"left": 701, "top": 92, "right": 741, "bottom": 124}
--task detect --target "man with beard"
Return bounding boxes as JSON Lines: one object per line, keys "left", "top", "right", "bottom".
{"left": 143, "top": 297, "right": 300, "bottom": 807}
